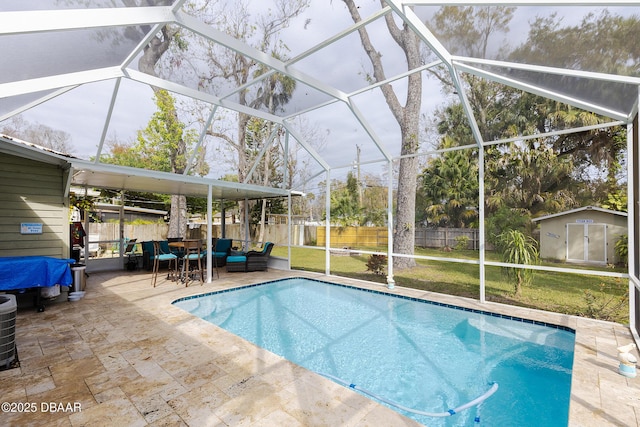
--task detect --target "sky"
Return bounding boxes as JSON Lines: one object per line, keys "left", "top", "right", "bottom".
{"left": 4, "top": 1, "right": 639, "bottom": 186}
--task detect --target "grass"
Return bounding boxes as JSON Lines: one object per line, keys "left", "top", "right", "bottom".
{"left": 272, "top": 246, "right": 629, "bottom": 324}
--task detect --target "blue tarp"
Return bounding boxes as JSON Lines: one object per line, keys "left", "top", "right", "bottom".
{"left": 0, "top": 256, "right": 74, "bottom": 291}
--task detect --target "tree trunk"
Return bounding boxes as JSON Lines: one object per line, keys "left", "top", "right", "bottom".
{"left": 343, "top": 0, "right": 421, "bottom": 270}
{"left": 237, "top": 112, "right": 250, "bottom": 247}
{"left": 394, "top": 136, "right": 418, "bottom": 269}
{"left": 515, "top": 271, "right": 523, "bottom": 297}
{"left": 168, "top": 194, "right": 187, "bottom": 239}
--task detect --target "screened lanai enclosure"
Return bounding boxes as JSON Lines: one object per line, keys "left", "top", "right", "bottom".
{"left": 0, "top": 1, "right": 639, "bottom": 341}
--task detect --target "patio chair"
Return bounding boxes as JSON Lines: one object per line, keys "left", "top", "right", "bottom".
{"left": 151, "top": 240, "right": 178, "bottom": 287}
{"left": 246, "top": 242, "right": 274, "bottom": 272}
{"left": 212, "top": 238, "right": 233, "bottom": 266}
{"left": 124, "top": 238, "right": 138, "bottom": 271}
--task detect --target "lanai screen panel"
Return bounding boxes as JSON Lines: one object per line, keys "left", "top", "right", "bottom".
{"left": 417, "top": 5, "right": 640, "bottom": 118}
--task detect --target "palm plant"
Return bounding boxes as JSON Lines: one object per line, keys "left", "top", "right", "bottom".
{"left": 420, "top": 136, "right": 479, "bottom": 228}
{"left": 498, "top": 229, "right": 539, "bottom": 296}
{"left": 614, "top": 234, "right": 628, "bottom": 267}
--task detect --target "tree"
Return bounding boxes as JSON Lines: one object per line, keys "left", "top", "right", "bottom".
{"left": 101, "top": 90, "right": 207, "bottom": 234}
{"left": 189, "top": 0, "right": 309, "bottom": 246}
{"left": 245, "top": 117, "right": 286, "bottom": 243}
{"left": 322, "top": 172, "right": 362, "bottom": 226}
{"left": 343, "top": 0, "right": 422, "bottom": 270}
{"left": 428, "top": 6, "right": 516, "bottom": 142}
{"left": 419, "top": 136, "right": 478, "bottom": 228}
{"left": 360, "top": 173, "right": 388, "bottom": 226}
{"left": 429, "top": 6, "right": 515, "bottom": 59}
{"left": 498, "top": 229, "right": 539, "bottom": 297}
{"left": 131, "top": 2, "right": 188, "bottom": 238}
{"left": 429, "top": 8, "right": 633, "bottom": 227}
{"left": 506, "top": 11, "right": 634, "bottom": 200}
{"left": 485, "top": 142, "right": 577, "bottom": 218}
{"left": 0, "top": 116, "right": 74, "bottom": 154}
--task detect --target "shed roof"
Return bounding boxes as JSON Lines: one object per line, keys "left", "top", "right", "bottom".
{"left": 532, "top": 206, "right": 628, "bottom": 222}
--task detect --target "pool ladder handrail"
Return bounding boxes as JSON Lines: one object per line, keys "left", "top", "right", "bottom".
{"left": 321, "top": 372, "right": 498, "bottom": 418}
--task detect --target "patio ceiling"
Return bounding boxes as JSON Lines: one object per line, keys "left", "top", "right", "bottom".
{"left": 1, "top": 1, "right": 639, "bottom": 190}
{"left": 69, "top": 162, "right": 290, "bottom": 200}
{"left": 0, "top": 134, "right": 288, "bottom": 201}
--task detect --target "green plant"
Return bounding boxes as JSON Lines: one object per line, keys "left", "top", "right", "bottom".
{"left": 366, "top": 254, "right": 387, "bottom": 276}
{"left": 614, "top": 234, "right": 628, "bottom": 267}
{"left": 580, "top": 283, "right": 628, "bottom": 321}
{"left": 498, "top": 229, "right": 539, "bottom": 297}
{"left": 69, "top": 194, "right": 99, "bottom": 222}
{"left": 454, "top": 235, "right": 470, "bottom": 251}
{"left": 70, "top": 194, "right": 95, "bottom": 212}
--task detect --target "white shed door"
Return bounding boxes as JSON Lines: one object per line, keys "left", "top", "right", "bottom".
{"left": 566, "top": 223, "right": 607, "bottom": 264}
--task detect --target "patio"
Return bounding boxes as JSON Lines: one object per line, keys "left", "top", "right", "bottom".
{"left": 1, "top": 269, "right": 637, "bottom": 426}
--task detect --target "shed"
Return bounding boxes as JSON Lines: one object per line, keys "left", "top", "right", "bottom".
{"left": 532, "top": 206, "right": 627, "bottom": 265}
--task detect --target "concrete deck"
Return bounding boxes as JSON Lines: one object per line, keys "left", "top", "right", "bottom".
{"left": 1, "top": 268, "right": 638, "bottom": 426}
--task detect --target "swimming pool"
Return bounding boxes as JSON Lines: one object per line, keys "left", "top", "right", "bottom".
{"left": 173, "top": 277, "right": 575, "bottom": 426}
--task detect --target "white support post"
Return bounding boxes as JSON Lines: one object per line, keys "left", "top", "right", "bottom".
{"left": 387, "top": 159, "right": 395, "bottom": 289}
{"left": 285, "top": 131, "right": 292, "bottom": 270}
{"left": 288, "top": 192, "right": 292, "bottom": 270}
{"left": 244, "top": 198, "right": 250, "bottom": 251}
{"left": 206, "top": 184, "right": 213, "bottom": 283}
{"left": 325, "top": 169, "right": 331, "bottom": 276}
{"left": 479, "top": 144, "right": 486, "bottom": 303}
{"left": 119, "top": 190, "right": 125, "bottom": 259}
{"left": 627, "top": 119, "right": 637, "bottom": 340}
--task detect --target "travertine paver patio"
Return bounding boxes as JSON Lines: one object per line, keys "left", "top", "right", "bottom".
{"left": 0, "top": 267, "right": 638, "bottom": 426}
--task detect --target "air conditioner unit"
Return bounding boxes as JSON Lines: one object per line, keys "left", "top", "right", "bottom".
{"left": 0, "top": 294, "right": 17, "bottom": 368}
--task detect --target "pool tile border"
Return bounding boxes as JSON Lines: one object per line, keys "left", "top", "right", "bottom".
{"left": 172, "top": 276, "right": 575, "bottom": 334}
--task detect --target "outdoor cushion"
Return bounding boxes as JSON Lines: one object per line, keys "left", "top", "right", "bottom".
{"left": 215, "top": 238, "right": 232, "bottom": 253}
{"left": 226, "top": 254, "right": 247, "bottom": 272}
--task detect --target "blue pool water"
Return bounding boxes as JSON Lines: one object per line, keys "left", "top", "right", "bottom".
{"left": 173, "top": 278, "right": 575, "bottom": 426}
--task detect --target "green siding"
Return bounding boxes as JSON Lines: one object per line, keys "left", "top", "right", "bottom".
{"left": 0, "top": 154, "right": 68, "bottom": 257}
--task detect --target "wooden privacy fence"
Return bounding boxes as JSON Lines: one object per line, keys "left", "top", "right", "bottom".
{"left": 415, "top": 228, "right": 481, "bottom": 250}
{"left": 87, "top": 223, "right": 480, "bottom": 250}
{"left": 87, "top": 223, "right": 169, "bottom": 245}
{"left": 316, "top": 227, "right": 480, "bottom": 249}
{"left": 316, "top": 227, "right": 388, "bottom": 248}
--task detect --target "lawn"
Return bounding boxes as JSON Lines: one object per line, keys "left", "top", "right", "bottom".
{"left": 272, "top": 246, "right": 629, "bottom": 324}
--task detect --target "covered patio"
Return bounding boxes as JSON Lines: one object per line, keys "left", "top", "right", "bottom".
{"left": 1, "top": 269, "right": 637, "bottom": 426}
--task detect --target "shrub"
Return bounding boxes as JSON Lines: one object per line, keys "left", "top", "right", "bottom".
{"left": 614, "top": 234, "right": 628, "bottom": 267}
{"left": 454, "top": 235, "right": 470, "bottom": 251}
{"left": 366, "top": 254, "right": 387, "bottom": 276}
{"left": 579, "top": 283, "right": 628, "bottom": 322}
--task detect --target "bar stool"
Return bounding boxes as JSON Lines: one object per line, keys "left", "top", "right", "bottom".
{"left": 182, "top": 239, "right": 204, "bottom": 286}
{"left": 151, "top": 240, "right": 178, "bottom": 287}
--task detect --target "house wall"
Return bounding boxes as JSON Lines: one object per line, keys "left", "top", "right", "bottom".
{"left": 538, "top": 210, "right": 627, "bottom": 263}
{"left": 0, "top": 154, "right": 69, "bottom": 258}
